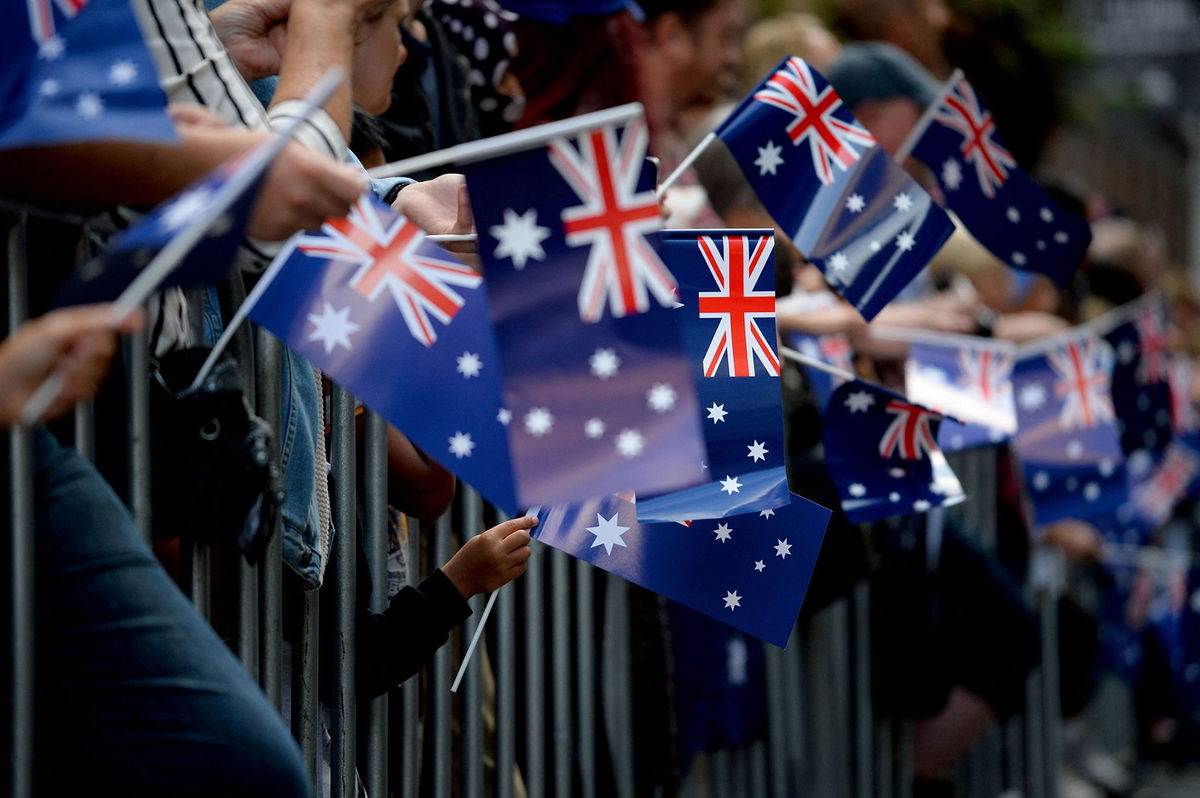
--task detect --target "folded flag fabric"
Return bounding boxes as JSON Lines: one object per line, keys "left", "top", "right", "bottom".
{"left": 904, "top": 335, "right": 1016, "bottom": 452}
{"left": 822, "top": 378, "right": 964, "bottom": 523}
{"left": 533, "top": 491, "right": 830, "bottom": 647}
{"left": 0, "top": 0, "right": 174, "bottom": 149}
{"left": 634, "top": 230, "right": 791, "bottom": 523}
{"left": 1012, "top": 331, "right": 1127, "bottom": 524}
{"left": 714, "top": 55, "right": 955, "bottom": 320}
{"left": 908, "top": 75, "right": 1090, "bottom": 285}
{"left": 1130, "top": 437, "right": 1200, "bottom": 529}
{"left": 462, "top": 116, "right": 707, "bottom": 505}
{"left": 248, "top": 192, "right": 520, "bottom": 513}
{"left": 787, "top": 330, "right": 853, "bottom": 410}
{"left": 1103, "top": 298, "right": 1174, "bottom": 470}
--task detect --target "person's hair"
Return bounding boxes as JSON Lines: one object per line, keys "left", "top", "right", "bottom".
{"left": 637, "top": 0, "right": 724, "bottom": 26}
{"left": 742, "top": 12, "right": 839, "bottom": 87}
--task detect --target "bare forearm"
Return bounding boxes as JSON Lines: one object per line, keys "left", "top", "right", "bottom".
{"left": 270, "top": 1, "right": 357, "bottom": 140}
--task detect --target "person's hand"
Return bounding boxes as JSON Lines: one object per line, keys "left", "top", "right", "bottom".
{"left": 441, "top": 516, "right": 537, "bottom": 599}
{"left": 168, "top": 103, "right": 230, "bottom": 130}
{"left": 1043, "top": 519, "right": 1102, "bottom": 563}
{"left": 392, "top": 174, "right": 477, "bottom": 254}
{"left": 0, "top": 305, "right": 143, "bottom": 427}
{"left": 210, "top": 0, "right": 292, "bottom": 82}
{"left": 992, "top": 311, "right": 1071, "bottom": 344}
{"left": 249, "top": 138, "right": 365, "bottom": 241}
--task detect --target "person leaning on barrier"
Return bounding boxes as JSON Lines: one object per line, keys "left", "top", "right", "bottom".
{"left": 0, "top": 304, "right": 315, "bottom": 796}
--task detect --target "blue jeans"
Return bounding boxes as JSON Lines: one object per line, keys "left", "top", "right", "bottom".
{"left": 32, "top": 429, "right": 310, "bottom": 796}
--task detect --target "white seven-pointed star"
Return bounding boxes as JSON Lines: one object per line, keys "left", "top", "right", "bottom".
{"left": 706, "top": 402, "right": 728, "bottom": 423}
{"left": 1083, "top": 482, "right": 1100, "bottom": 502}
{"left": 584, "top": 418, "right": 606, "bottom": 439}
{"left": 892, "top": 192, "right": 913, "bottom": 212}
{"left": 895, "top": 231, "right": 916, "bottom": 252}
{"left": 587, "top": 512, "right": 630, "bottom": 555}
{"left": 39, "top": 36, "right": 65, "bottom": 60}
{"left": 720, "top": 475, "right": 743, "bottom": 495}
{"left": 307, "top": 303, "right": 360, "bottom": 354}
{"left": 1066, "top": 439, "right": 1084, "bottom": 460}
{"left": 754, "top": 141, "right": 785, "bottom": 176}
{"left": 848, "top": 483, "right": 866, "bottom": 497}
{"left": 39, "top": 79, "right": 60, "bottom": 97}
{"left": 589, "top": 347, "right": 620, "bottom": 379}
{"left": 723, "top": 590, "right": 742, "bottom": 610}
{"left": 941, "top": 158, "right": 962, "bottom": 190}
{"left": 1032, "top": 471, "right": 1050, "bottom": 491}
{"left": 489, "top": 208, "right": 550, "bottom": 269}
{"left": 456, "top": 351, "right": 482, "bottom": 378}
{"left": 714, "top": 523, "right": 733, "bottom": 542}
{"left": 747, "top": 441, "right": 768, "bottom": 462}
{"left": 616, "top": 428, "right": 644, "bottom": 458}
{"left": 845, "top": 390, "right": 875, "bottom": 413}
{"left": 76, "top": 92, "right": 104, "bottom": 120}
{"left": 108, "top": 60, "right": 138, "bottom": 86}
{"left": 828, "top": 252, "right": 850, "bottom": 279}
{"left": 497, "top": 408, "right": 512, "bottom": 425}
{"left": 1006, "top": 207, "right": 1021, "bottom": 223}
{"left": 760, "top": 508, "right": 775, "bottom": 518}
{"left": 869, "top": 240, "right": 882, "bottom": 252}
{"left": 774, "top": 538, "right": 792, "bottom": 558}
{"left": 1040, "top": 207, "right": 1054, "bottom": 223}
{"left": 845, "top": 193, "right": 866, "bottom": 213}
{"left": 1018, "top": 383, "right": 1046, "bottom": 410}
{"left": 524, "top": 407, "right": 554, "bottom": 436}
{"left": 448, "top": 431, "right": 475, "bottom": 458}
{"left": 159, "top": 187, "right": 212, "bottom": 231}
{"left": 647, "top": 383, "right": 676, "bottom": 413}
{"left": 913, "top": 499, "right": 932, "bottom": 512}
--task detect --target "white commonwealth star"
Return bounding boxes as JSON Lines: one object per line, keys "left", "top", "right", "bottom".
{"left": 889, "top": 467, "right": 906, "bottom": 478}
{"left": 1066, "top": 439, "right": 1084, "bottom": 460}
{"left": 39, "top": 79, "right": 60, "bottom": 97}
{"left": 747, "top": 440, "right": 768, "bottom": 462}
{"left": 844, "top": 390, "right": 875, "bottom": 413}
{"left": 108, "top": 59, "right": 138, "bottom": 87}
{"left": 1040, "top": 207, "right": 1054, "bottom": 223}
{"left": 828, "top": 252, "right": 850, "bottom": 280}
{"left": 646, "top": 382, "right": 676, "bottom": 413}
{"left": 448, "top": 431, "right": 475, "bottom": 459}
{"left": 913, "top": 499, "right": 932, "bottom": 512}
{"left": 941, "top": 158, "right": 962, "bottom": 190}
{"left": 589, "top": 347, "right": 620, "bottom": 378}
{"left": 845, "top": 193, "right": 866, "bottom": 213}
{"left": 1117, "top": 340, "right": 1136, "bottom": 364}
{"left": 1032, "top": 471, "right": 1050, "bottom": 491}
{"left": 39, "top": 36, "right": 65, "bottom": 60}
{"left": 754, "top": 140, "right": 785, "bottom": 176}
{"left": 892, "top": 192, "right": 913, "bottom": 212}
{"left": 869, "top": 240, "right": 882, "bottom": 252}
{"left": 889, "top": 492, "right": 901, "bottom": 502}
{"left": 706, "top": 402, "right": 728, "bottom": 423}
{"left": 1054, "top": 231, "right": 1070, "bottom": 244}
{"left": 584, "top": 418, "right": 606, "bottom": 439}
{"left": 1006, "top": 207, "right": 1021, "bottom": 223}
{"left": 1011, "top": 252, "right": 1027, "bottom": 266}
{"left": 159, "top": 187, "right": 212, "bottom": 231}
{"left": 1099, "top": 458, "right": 1115, "bottom": 477}
{"left": 76, "top": 92, "right": 104, "bottom": 120}
{"left": 306, "top": 302, "right": 360, "bottom": 354}
{"left": 497, "top": 408, "right": 512, "bottom": 426}
{"left": 760, "top": 508, "right": 775, "bottom": 519}
{"left": 720, "top": 475, "right": 742, "bottom": 495}
{"left": 774, "top": 538, "right": 792, "bottom": 558}
{"left": 895, "top": 231, "right": 916, "bottom": 252}
{"left": 616, "top": 428, "right": 644, "bottom": 458}
{"left": 714, "top": 523, "right": 732, "bottom": 542}
{"left": 723, "top": 590, "right": 742, "bottom": 610}
{"left": 489, "top": 207, "right": 550, "bottom": 269}
{"left": 754, "top": 560, "right": 766, "bottom": 572}
{"left": 1083, "top": 482, "right": 1100, "bottom": 502}
{"left": 587, "top": 512, "right": 630, "bottom": 555}
{"left": 524, "top": 407, "right": 554, "bottom": 436}
{"left": 848, "top": 483, "right": 866, "bottom": 497}
{"left": 1018, "top": 383, "right": 1045, "bottom": 410}
{"left": 456, "top": 351, "right": 482, "bottom": 378}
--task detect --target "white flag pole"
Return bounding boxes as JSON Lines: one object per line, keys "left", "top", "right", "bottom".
{"left": 867, "top": 324, "right": 1017, "bottom": 353}
{"left": 450, "top": 589, "right": 500, "bottom": 693}
{"left": 780, "top": 345, "right": 857, "bottom": 382}
{"left": 655, "top": 132, "right": 717, "bottom": 201}
{"left": 367, "top": 103, "right": 645, "bottom": 180}
{"left": 427, "top": 233, "right": 478, "bottom": 244}
{"left": 893, "top": 68, "right": 963, "bottom": 164}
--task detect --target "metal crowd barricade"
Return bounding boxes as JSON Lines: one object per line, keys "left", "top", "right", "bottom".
{"left": 4, "top": 223, "right": 1070, "bottom": 797}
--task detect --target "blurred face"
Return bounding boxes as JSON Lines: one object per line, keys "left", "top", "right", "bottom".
{"left": 679, "top": 0, "right": 746, "bottom": 107}
{"left": 352, "top": 0, "right": 409, "bottom": 115}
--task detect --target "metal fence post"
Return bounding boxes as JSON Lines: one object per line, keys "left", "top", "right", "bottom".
{"left": 462, "top": 488, "right": 486, "bottom": 798}
{"left": 496, "top": 532, "right": 517, "bottom": 798}
{"left": 764, "top": 640, "right": 790, "bottom": 798}
{"left": 551, "top": 547, "right": 574, "bottom": 797}
{"left": 524, "top": 542, "right": 546, "bottom": 798}
{"left": 125, "top": 320, "right": 152, "bottom": 541}
{"left": 255, "top": 330, "right": 283, "bottom": 707}
{"left": 602, "top": 572, "right": 634, "bottom": 798}
{"left": 431, "top": 511, "right": 454, "bottom": 798}
{"left": 853, "top": 580, "right": 874, "bottom": 798}
{"left": 362, "top": 410, "right": 389, "bottom": 798}
{"left": 329, "top": 386, "right": 357, "bottom": 797}
{"left": 574, "top": 558, "right": 596, "bottom": 798}
{"left": 399, "top": 518, "right": 422, "bottom": 798}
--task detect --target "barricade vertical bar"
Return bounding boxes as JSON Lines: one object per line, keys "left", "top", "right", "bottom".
{"left": 525, "top": 543, "right": 546, "bottom": 798}
{"left": 362, "top": 410, "right": 389, "bottom": 798}
{"left": 399, "top": 518, "right": 421, "bottom": 798}
{"left": 551, "top": 548, "right": 573, "bottom": 797}
{"left": 875, "top": 720, "right": 894, "bottom": 798}
{"left": 853, "top": 581, "right": 874, "bottom": 798}
{"left": 830, "top": 599, "right": 853, "bottom": 798}
{"left": 896, "top": 722, "right": 914, "bottom": 798}
{"left": 432, "top": 512, "right": 454, "bottom": 798}
{"left": 496, "top": 542, "right": 516, "bottom": 798}
{"left": 764, "top": 642, "right": 789, "bottom": 797}
{"left": 292, "top": 587, "right": 320, "bottom": 787}
{"left": 73, "top": 401, "right": 94, "bottom": 461}
{"left": 187, "top": 542, "right": 211, "bottom": 619}
{"left": 126, "top": 322, "right": 152, "bottom": 540}
{"left": 255, "top": 331, "right": 283, "bottom": 707}
{"left": 1039, "top": 588, "right": 1061, "bottom": 798}
{"left": 7, "top": 217, "right": 34, "bottom": 798}
{"left": 1026, "top": 664, "right": 1046, "bottom": 798}
{"left": 602, "top": 572, "right": 634, "bottom": 798}
{"left": 750, "top": 739, "right": 768, "bottom": 798}
{"left": 462, "top": 488, "right": 485, "bottom": 798}
{"left": 574, "top": 558, "right": 596, "bottom": 798}
{"left": 329, "top": 387, "right": 357, "bottom": 798}
{"left": 782, "top": 622, "right": 806, "bottom": 786}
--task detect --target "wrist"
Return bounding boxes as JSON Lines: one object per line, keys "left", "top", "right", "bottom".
{"left": 440, "top": 561, "right": 474, "bottom": 600}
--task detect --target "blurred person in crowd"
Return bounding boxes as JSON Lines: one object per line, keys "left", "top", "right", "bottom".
{"left": 430, "top": 0, "right": 525, "bottom": 137}
{"left": 834, "top": 0, "right": 951, "bottom": 77}
{"left": 741, "top": 11, "right": 842, "bottom": 86}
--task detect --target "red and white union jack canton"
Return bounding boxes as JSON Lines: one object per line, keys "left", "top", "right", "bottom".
{"left": 958, "top": 348, "right": 1012, "bottom": 403}
{"left": 934, "top": 79, "right": 1016, "bottom": 200}
{"left": 1135, "top": 309, "right": 1170, "bottom": 385}
{"left": 696, "top": 235, "right": 780, "bottom": 378}
{"left": 28, "top": 0, "right": 86, "bottom": 44}
{"left": 548, "top": 120, "right": 675, "bottom": 323}
{"left": 879, "top": 400, "right": 939, "bottom": 460}
{"left": 753, "top": 56, "right": 876, "bottom": 186}
{"left": 1049, "top": 339, "right": 1114, "bottom": 429}
{"left": 296, "top": 196, "right": 482, "bottom": 347}
{"left": 1135, "top": 446, "right": 1199, "bottom": 517}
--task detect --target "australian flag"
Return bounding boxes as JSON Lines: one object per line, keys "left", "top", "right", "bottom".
{"left": 822, "top": 378, "right": 964, "bottom": 523}
{"left": 1104, "top": 298, "right": 1174, "bottom": 474}
{"left": 1012, "top": 332, "right": 1127, "bottom": 524}
{"left": 787, "top": 330, "right": 854, "bottom": 410}
{"left": 533, "top": 491, "right": 830, "bottom": 647}
{"left": 909, "top": 76, "right": 1090, "bottom": 285}
{"left": 462, "top": 117, "right": 708, "bottom": 506}
{"left": 0, "top": 0, "right": 174, "bottom": 150}
{"left": 54, "top": 146, "right": 270, "bottom": 308}
{"left": 634, "top": 230, "right": 790, "bottom": 523}
{"left": 905, "top": 336, "right": 1016, "bottom": 453}
{"left": 248, "top": 192, "right": 520, "bottom": 513}
{"left": 715, "top": 55, "right": 955, "bottom": 320}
